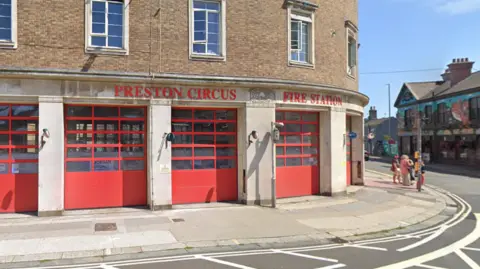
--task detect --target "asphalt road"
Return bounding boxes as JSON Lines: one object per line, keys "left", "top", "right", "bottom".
{"left": 22, "top": 160, "right": 480, "bottom": 269}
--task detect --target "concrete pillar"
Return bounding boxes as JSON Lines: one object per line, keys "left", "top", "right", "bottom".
{"left": 38, "top": 96, "right": 64, "bottom": 217}
{"left": 351, "top": 115, "right": 365, "bottom": 185}
{"left": 319, "top": 108, "right": 347, "bottom": 196}
{"left": 244, "top": 102, "right": 275, "bottom": 206}
{"left": 147, "top": 100, "right": 172, "bottom": 210}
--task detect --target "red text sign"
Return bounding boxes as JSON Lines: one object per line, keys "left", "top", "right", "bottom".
{"left": 283, "top": 91, "right": 343, "bottom": 106}
{"left": 114, "top": 85, "right": 237, "bottom": 100}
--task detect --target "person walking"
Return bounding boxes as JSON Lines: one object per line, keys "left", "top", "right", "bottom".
{"left": 391, "top": 155, "right": 400, "bottom": 184}
{"left": 407, "top": 157, "right": 415, "bottom": 185}
{"left": 417, "top": 159, "right": 426, "bottom": 192}
{"left": 400, "top": 155, "right": 411, "bottom": 186}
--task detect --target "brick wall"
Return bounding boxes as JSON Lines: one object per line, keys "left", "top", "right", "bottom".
{"left": 0, "top": 0, "right": 358, "bottom": 91}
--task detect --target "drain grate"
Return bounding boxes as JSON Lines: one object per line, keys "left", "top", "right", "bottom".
{"left": 94, "top": 223, "right": 117, "bottom": 232}
{"left": 171, "top": 218, "right": 185, "bottom": 223}
{"left": 329, "top": 237, "right": 349, "bottom": 244}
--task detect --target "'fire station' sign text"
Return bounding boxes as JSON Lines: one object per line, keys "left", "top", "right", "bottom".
{"left": 283, "top": 91, "right": 343, "bottom": 106}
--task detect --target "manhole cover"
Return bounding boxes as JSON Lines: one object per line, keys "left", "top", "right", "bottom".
{"left": 329, "top": 237, "right": 349, "bottom": 244}
{"left": 171, "top": 218, "right": 185, "bottom": 223}
{"left": 94, "top": 223, "right": 117, "bottom": 232}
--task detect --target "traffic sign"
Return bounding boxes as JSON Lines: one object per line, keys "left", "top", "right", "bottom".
{"left": 348, "top": 132, "right": 357, "bottom": 139}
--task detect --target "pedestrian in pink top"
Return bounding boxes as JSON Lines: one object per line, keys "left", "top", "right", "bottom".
{"left": 400, "top": 155, "right": 411, "bottom": 186}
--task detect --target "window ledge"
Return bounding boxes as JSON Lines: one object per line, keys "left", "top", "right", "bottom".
{"left": 288, "top": 61, "right": 314, "bottom": 69}
{"left": 190, "top": 54, "right": 226, "bottom": 62}
{"left": 0, "top": 41, "right": 17, "bottom": 49}
{"left": 347, "top": 72, "right": 356, "bottom": 80}
{"left": 85, "top": 47, "right": 128, "bottom": 56}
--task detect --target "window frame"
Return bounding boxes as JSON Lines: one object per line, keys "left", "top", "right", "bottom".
{"left": 345, "top": 20, "right": 358, "bottom": 79}
{"left": 188, "top": 0, "right": 227, "bottom": 61}
{"left": 85, "top": 0, "right": 129, "bottom": 55}
{"left": 437, "top": 103, "right": 447, "bottom": 124}
{"left": 424, "top": 105, "right": 433, "bottom": 125}
{"left": 0, "top": 0, "right": 17, "bottom": 49}
{"left": 287, "top": 6, "right": 315, "bottom": 68}
{"left": 469, "top": 97, "right": 480, "bottom": 121}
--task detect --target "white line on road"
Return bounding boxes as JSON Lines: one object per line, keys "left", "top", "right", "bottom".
{"left": 315, "top": 264, "right": 347, "bottom": 269}
{"left": 272, "top": 249, "right": 338, "bottom": 263}
{"left": 282, "top": 243, "right": 341, "bottom": 251}
{"left": 463, "top": 247, "right": 480, "bottom": 252}
{"left": 347, "top": 244, "right": 388, "bottom": 251}
{"left": 455, "top": 250, "right": 480, "bottom": 269}
{"left": 416, "top": 264, "right": 449, "bottom": 269}
{"left": 99, "top": 264, "right": 119, "bottom": 269}
{"left": 374, "top": 213, "right": 480, "bottom": 269}
{"left": 197, "top": 255, "right": 257, "bottom": 269}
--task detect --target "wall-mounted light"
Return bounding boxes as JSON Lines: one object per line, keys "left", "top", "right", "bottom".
{"left": 331, "top": 30, "right": 336, "bottom": 37}
{"left": 248, "top": 130, "right": 258, "bottom": 146}
{"left": 40, "top": 128, "right": 50, "bottom": 150}
{"left": 164, "top": 132, "right": 175, "bottom": 149}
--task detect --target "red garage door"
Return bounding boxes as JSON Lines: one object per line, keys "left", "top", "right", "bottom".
{"left": 171, "top": 108, "right": 237, "bottom": 204}
{"left": 346, "top": 116, "right": 352, "bottom": 186}
{"left": 275, "top": 111, "right": 319, "bottom": 198}
{"left": 64, "top": 105, "right": 147, "bottom": 210}
{"left": 0, "top": 104, "right": 39, "bottom": 213}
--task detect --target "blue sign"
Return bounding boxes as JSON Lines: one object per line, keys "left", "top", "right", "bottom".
{"left": 348, "top": 132, "right": 357, "bottom": 139}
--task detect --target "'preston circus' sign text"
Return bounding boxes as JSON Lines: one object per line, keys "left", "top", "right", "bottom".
{"left": 114, "top": 85, "right": 237, "bottom": 100}
{"left": 283, "top": 91, "right": 343, "bottom": 106}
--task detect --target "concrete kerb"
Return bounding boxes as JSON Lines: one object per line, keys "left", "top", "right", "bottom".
{"left": 0, "top": 182, "right": 460, "bottom": 269}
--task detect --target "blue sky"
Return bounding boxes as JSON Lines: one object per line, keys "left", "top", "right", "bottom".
{"left": 359, "top": 0, "right": 480, "bottom": 118}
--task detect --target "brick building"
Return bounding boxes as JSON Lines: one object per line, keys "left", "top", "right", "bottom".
{"left": 0, "top": 0, "right": 368, "bottom": 215}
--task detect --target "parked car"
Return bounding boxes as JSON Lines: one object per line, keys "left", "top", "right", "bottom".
{"left": 365, "top": 151, "right": 370, "bottom": 161}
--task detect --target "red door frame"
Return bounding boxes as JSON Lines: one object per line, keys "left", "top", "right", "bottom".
{"left": 64, "top": 104, "right": 147, "bottom": 210}
{"left": 275, "top": 110, "right": 320, "bottom": 198}
{"left": 171, "top": 107, "right": 238, "bottom": 204}
{"left": 346, "top": 116, "right": 352, "bottom": 186}
{"left": 0, "top": 104, "right": 39, "bottom": 213}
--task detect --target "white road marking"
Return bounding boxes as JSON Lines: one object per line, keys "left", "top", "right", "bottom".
{"left": 347, "top": 244, "right": 388, "bottom": 251}
{"left": 397, "top": 193, "right": 471, "bottom": 252}
{"left": 455, "top": 250, "right": 480, "bottom": 269}
{"left": 272, "top": 249, "right": 338, "bottom": 263}
{"left": 316, "top": 264, "right": 347, "bottom": 269}
{"left": 374, "top": 213, "right": 480, "bottom": 269}
{"left": 99, "top": 264, "right": 118, "bottom": 269}
{"left": 197, "top": 255, "right": 257, "bottom": 269}
{"left": 463, "top": 247, "right": 480, "bottom": 252}
{"left": 282, "top": 243, "right": 341, "bottom": 251}
{"left": 109, "top": 257, "right": 197, "bottom": 267}
{"left": 416, "top": 264, "right": 449, "bottom": 269}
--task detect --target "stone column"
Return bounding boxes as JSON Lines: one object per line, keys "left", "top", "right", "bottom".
{"left": 147, "top": 100, "right": 172, "bottom": 210}
{"left": 244, "top": 101, "right": 275, "bottom": 206}
{"left": 351, "top": 115, "right": 365, "bottom": 185}
{"left": 38, "top": 96, "right": 64, "bottom": 217}
{"left": 319, "top": 108, "right": 347, "bottom": 196}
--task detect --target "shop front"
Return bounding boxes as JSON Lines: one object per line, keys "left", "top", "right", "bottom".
{"left": 0, "top": 76, "right": 367, "bottom": 215}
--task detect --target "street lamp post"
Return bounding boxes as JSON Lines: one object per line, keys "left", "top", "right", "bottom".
{"left": 387, "top": 83, "right": 391, "bottom": 138}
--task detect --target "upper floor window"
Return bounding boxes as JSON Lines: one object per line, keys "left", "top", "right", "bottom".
{"left": 404, "top": 109, "right": 413, "bottom": 128}
{"left": 469, "top": 97, "right": 480, "bottom": 120}
{"left": 345, "top": 20, "right": 358, "bottom": 78}
{"left": 438, "top": 103, "right": 447, "bottom": 124}
{"left": 85, "top": 0, "right": 129, "bottom": 55}
{"left": 288, "top": 11, "right": 314, "bottom": 66}
{"left": 0, "top": 0, "right": 16, "bottom": 49}
{"left": 424, "top": 105, "right": 433, "bottom": 124}
{"left": 189, "top": 0, "right": 226, "bottom": 60}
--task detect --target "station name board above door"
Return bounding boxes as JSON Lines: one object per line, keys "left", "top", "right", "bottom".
{"left": 114, "top": 85, "right": 238, "bottom": 100}
{"left": 282, "top": 91, "right": 343, "bottom": 106}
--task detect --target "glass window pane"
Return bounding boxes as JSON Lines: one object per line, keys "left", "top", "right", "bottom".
{"left": 11, "top": 120, "right": 38, "bottom": 131}
{"left": 303, "top": 157, "right": 318, "bottom": 166}
{"left": 194, "top": 20, "right": 206, "bottom": 31}
{"left": 275, "top": 112, "right": 284, "bottom": 121}
{"left": 172, "top": 122, "right": 192, "bottom": 132}
{"left": 216, "top": 147, "right": 235, "bottom": 156}
{"left": 0, "top": 119, "right": 8, "bottom": 131}
{"left": 194, "top": 147, "right": 214, "bottom": 156}
{"left": 67, "top": 161, "right": 91, "bottom": 172}
{"left": 302, "top": 113, "right": 317, "bottom": 121}
{"left": 172, "top": 109, "right": 192, "bottom": 119}
{"left": 173, "top": 134, "right": 192, "bottom": 144}
{"left": 11, "top": 134, "right": 37, "bottom": 145}
{"left": 216, "top": 110, "right": 235, "bottom": 120}
{"left": 285, "top": 135, "right": 301, "bottom": 144}
{"left": 276, "top": 146, "right": 284, "bottom": 155}
{"left": 194, "top": 122, "right": 214, "bottom": 132}
{"left": 193, "top": 43, "right": 206, "bottom": 53}
{"left": 121, "top": 146, "right": 144, "bottom": 158}
{"left": 12, "top": 148, "right": 38, "bottom": 160}
{"left": 94, "top": 160, "right": 118, "bottom": 171}
{"left": 120, "top": 121, "right": 144, "bottom": 131}
{"left": 67, "top": 133, "right": 92, "bottom": 144}
{"left": 194, "top": 135, "right": 214, "bottom": 145}
{"left": 67, "top": 120, "right": 93, "bottom": 131}
{"left": 0, "top": 163, "right": 8, "bottom": 174}
{"left": 216, "top": 135, "right": 235, "bottom": 145}
{"left": 286, "top": 146, "right": 301, "bottom": 155}
{"left": 286, "top": 158, "right": 302, "bottom": 167}
{"left": 121, "top": 134, "right": 144, "bottom": 144}
{"left": 276, "top": 158, "right": 285, "bottom": 167}
{"left": 11, "top": 163, "right": 38, "bottom": 174}
{"left": 194, "top": 110, "right": 214, "bottom": 120}
{"left": 194, "top": 159, "right": 214, "bottom": 169}
{"left": 303, "top": 135, "right": 318, "bottom": 144}
{"left": 0, "top": 28, "right": 11, "bottom": 40}
{"left": 206, "top": 2, "right": 220, "bottom": 10}
{"left": 108, "top": 24, "right": 123, "bottom": 36}
{"left": 0, "top": 106, "right": 9, "bottom": 116}
{"left": 67, "top": 147, "right": 92, "bottom": 158}
{"left": 120, "top": 107, "right": 144, "bottom": 118}
{"left": 0, "top": 148, "right": 8, "bottom": 160}
{"left": 0, "top": 134, "right": 8, "bottom": 145}
{"left": 92, "top": 36, "right": 107, "bottom": 46}
{"left": 0, "top": 4, "right": 10, "bottom": 18}
{"left": 108, "top": 2, "right": 123, "bottom": 14}
{"left": 208, "top": 12, "right": 219, "bottom": 23}
{"left": 194, "top": 31, "right": 206, "bottom": 41}
{"left": 302, "top": 124, "right": 317, "bottom": 133}
{"left": 194, "top": 10, "right": 206, "bottom": 21}
{"left": 108, "top": 36, "right": 123, "bottom": 48}
{"left": 0, "top": 16, "right": 11, "bottom": 29}
{"left": 303, "top": 146, "right": 317, "bottom": 155}
{"left": 11, "top": 105, "right": 38, "bottom": 117}
{"left": 108, "top": 14, "right": 123, "bottom": 26}
{"left": 193, "top": 1, "right": 206, "bottom": 9}
{"left": 207, "top": 43, "right": 219, "bottom": 55}
{"left": 94, "top": 133, "right": 118, "bottom": 144}
{"left": 172, "top": 160, "right": 192, "bottom": 170}
{"left": 92, "top": 1, "right": 106, "bottom": 12}
{"left": 208, "top": 22, "right": 219, "bottom": 33}
{"left": 94, "top": 107, "right": 118, "bottom": 117}
{"left": 285, "top": 124, "right": 301, "bottom": 133}
{"left": 92, "top": 12, "right": 106, "bottom": 23}
{"left": 92, "top": 23, "right": 105, "bottom": 34}
{"left": 121, "top": 160, "right": 144, "bottom": 171}
{"left": 217, "top": 159, "right": 235, "bottom": 169}
{"left": 285, "top": 112, "right": 301, "bottom": 121}
{"left": 94, "top": 147, "right": 119, "bottom": 158}
{"left": 172, "top": 147, "right": 192, "bottom": 157}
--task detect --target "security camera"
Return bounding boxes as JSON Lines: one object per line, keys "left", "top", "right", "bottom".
{"left": 273, "top": 122, "right": 284, "bottom": 128}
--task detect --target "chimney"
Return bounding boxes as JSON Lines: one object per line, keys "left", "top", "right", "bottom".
{"left": 441, "top": 68, "right": 450, "bottom": 81}
{"left": 447, "top": 57, "right": 474, "bottom": 85}
{"left": 368, "top": 106, "right": 377, "bottom": 120}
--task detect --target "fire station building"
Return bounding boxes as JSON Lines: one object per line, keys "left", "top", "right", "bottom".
{"left": 0, "top": 0, "right": 368, "bottom": 216}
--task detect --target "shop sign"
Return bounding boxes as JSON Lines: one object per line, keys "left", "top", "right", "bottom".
{"left": 282, "top": 91, "right": 343, "bottom": 106}
{"left": 114, "top": 85, "right": 237, "bottom": 100}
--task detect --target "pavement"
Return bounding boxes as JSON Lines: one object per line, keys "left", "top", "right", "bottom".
{"left": 0, "top": 170, "right": 459, "bottom": 268}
